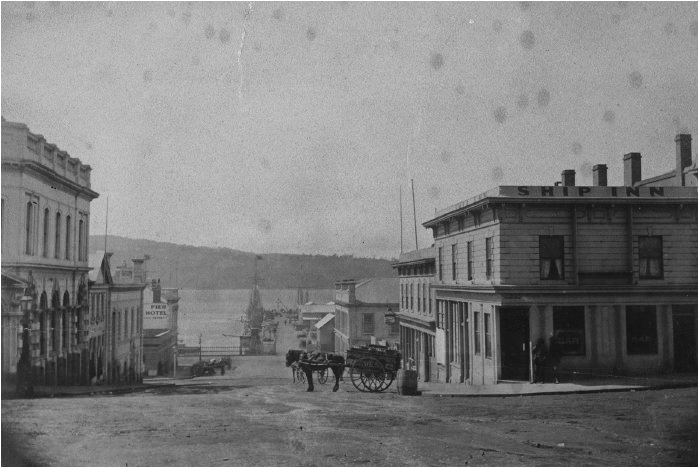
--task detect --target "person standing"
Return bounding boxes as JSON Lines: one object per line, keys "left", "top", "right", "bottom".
{"left": 548, "top": 333, "right": 562, "bottom": 384}
{"left": 532, "top": 338, "right": 547, "bottom": 383}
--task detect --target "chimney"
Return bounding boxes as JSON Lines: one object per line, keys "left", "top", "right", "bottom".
{"left": 132, "top": 258, "right": 145, "bottom": 284}
{"left": 593, "top": 164, "right": 608, "bottom": 186}
{"left": 676, "top": 134, "right": 692, "bottom": 186}
{"left": 152, "top": 278, "right": 161, "bottom": 303}
{"left": 561, "top": 169, "right": 576, "bottom": 186}
{"left": 623, "top": 152, "right": 642, "bottom": 186}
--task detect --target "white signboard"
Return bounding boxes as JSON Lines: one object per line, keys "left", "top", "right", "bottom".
{"left": 143, "top": 303, "right": 169, "bottom": 329}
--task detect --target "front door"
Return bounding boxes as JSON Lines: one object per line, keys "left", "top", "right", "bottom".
{"left": 673, "top": 307, "right": 697, "bottom": 372}
{"left": 499, "top": 307, "right": 530, "bottom": 381}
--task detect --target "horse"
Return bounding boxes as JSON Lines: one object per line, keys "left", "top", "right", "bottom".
{"left": 285, "top": 349, "right": 345, "bottom": 392}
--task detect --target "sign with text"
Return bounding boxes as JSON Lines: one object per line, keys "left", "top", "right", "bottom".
{"left": 143, "top": 303, "right": 169, "bottom": 329}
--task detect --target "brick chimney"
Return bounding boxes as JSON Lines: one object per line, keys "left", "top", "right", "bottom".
{"left": 152, "top": 279, "right": 161, "bottom": 303}
{"left": 132, "top": 258, "right": 146, "bottom": 284}
{"left": 561, "top": 169, "right": 576, "bottom": 186}
{"left": 593, "top": 164, "right": 608, "bottom": 186}
{"left": 623, "top": 153, "right": 642, "bottom": 186}
{"left": 675, "top": 134, "right": 692, "bottom": 186}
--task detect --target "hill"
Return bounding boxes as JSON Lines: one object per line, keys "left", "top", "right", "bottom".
{"left": 89, "top": 235, "right": 396, "bottom": 289}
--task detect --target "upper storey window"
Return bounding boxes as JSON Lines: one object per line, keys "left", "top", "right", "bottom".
{"left": 540, "top": 236, "right": 564, "bottom": 280}
{"left": 639, "top": 236, "right": 663, "bottom": 279}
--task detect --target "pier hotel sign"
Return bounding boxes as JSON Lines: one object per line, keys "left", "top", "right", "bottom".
{"left": 144, "top": 303, "right": 169, "bottom": 329}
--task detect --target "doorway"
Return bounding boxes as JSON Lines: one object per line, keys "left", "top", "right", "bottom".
{"left": 499, "top": 307, "right": 530, "bottom": 381}
{"left": 673, "top": 307, "right": 697, "bottom": 372}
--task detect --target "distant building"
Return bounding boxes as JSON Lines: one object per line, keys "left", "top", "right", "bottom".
{"left": 393, "top": 247, "right": 436, "bottom": 382}
{"left": 88, "top": 252, "right": 146, "bottom": 384}
{"left": 422, "top": 134, "right": 698, "bottom": 385}
{"left": 1, "top": 118, "right": 98, "bottom": 389}
{"left": 142, "top": 280, "right": 179, "bottom": 376}
{"left": 333, "top": 278, "right": 400, "bottom": 355}
{"left": 313, "top": 313, "right": 335, "bottom": 353}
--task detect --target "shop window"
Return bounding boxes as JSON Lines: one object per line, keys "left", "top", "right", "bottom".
{"left": 474, "top": 311, "right": 481, "bottom": 355}
{"left": 362, "top": 313, "right": 374, "bottom": 334}
{"left": 553, "top": 306, "right": 586, "bottom": 356}
{"left": 484, "top": 312, "right": 492, "bottom": 358}
{"left": 540, "top": 236, "right": 564, "bottom": 280}
{"left": 639, "top": 236, "right": 663, "bottom": 279}
{"left": 626, "top": 306, "right": 658, "bottom": 355}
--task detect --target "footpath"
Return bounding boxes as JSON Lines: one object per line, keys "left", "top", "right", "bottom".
{"left": 6, "top": 318, "right": 697, "bottom": 399}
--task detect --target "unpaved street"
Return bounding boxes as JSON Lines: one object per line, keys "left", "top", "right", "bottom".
{"left": 2, "top": 374, "right": 697, "bottom": 467}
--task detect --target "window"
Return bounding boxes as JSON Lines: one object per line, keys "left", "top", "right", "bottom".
{"left": 25, "top": 201, "right": 36, "bottom": 255}
{"left": 427, "top": 284, "right": 431, "bottom": 315}
{"left": 467, "top": 241, "right": 473, "bottom": 280}
{"left": 409, "top": 283, "right": 413, "bottom": 310}
{"left": 485, "top": 237, "right": 494, "bottom": 279}
{"left": 553, "top": 306, "right": 586, "bottom": 355}
{"left": 474, "top": 311, "right": 481, "bottom": 354}
{"left": 65, "top": 215, "right": 71, "bottom": 260}
{"left": 362, "top": 313, "right": 374, "bottom": 334}
{"left": 78, "top": 219, "right": 84, "bottom": 261}
{"left": 417, "top": 282, "right": 421, "bottom": 312}
{"left": 438, "top": 247, "right": 443, "bottom": 281}
{"left": 43, "top": 208, "right": 50, "bottom": 257}
{"left": 443, "top": 221, "right": 450, "bottom": 236}
{"left": 400, "top": 284, "right": 404, "bottom": 309}
{"left": 451, "top": 244, "right": 457, "bottom": 281}
{"left": 389, "top": 320, "right": 399, "bottom": 335}
{"left": 540, "top": 236, "right": 564, "bottom": 280}
{"left": 626, "top": 306, "right": 658, "bottom": 354}
{"left": 437, "top": 302, "right": 445, "bottom": 330}
{"left": 484, "top": 312, "right": 492, "bottom": 358}
{"left": 639, "top": 236, "right": 663, "bottom": 279}
{"left": 457, "top": 216, "right": 464, "bottom": 231}
{"left": 422, "top": 283, "right": 427, "bottom": 312}
{"left": 55, "top": 212, "right": 61, "bottom": 259}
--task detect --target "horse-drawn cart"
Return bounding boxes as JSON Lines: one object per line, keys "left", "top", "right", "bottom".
{"left": 346, "top": 345, "right": 401, "bottom": 392}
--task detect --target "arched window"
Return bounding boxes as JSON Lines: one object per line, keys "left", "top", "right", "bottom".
{"left": 78, "top": 219, "right": 84, "bottom": 261}
{"left": 54, "top": 212, "right": 61, "bottom": 259}
{"left": 65, "top": 215, "right": 71, "bottom": 260}
{"left": 40, "top": 312, "right": 46, "bottom": 356}
{"left": 63, "top": 309, "right": 69, "bottom": 351}
{"left": 25, "top": 201, "right": 35, "bottom": 255}
{"left": 43, "top": 208, "right": 50, "bottom": 257}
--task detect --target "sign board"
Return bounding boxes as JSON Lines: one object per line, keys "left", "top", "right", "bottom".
{"left": 143, "top": 302, "right": 169, "bottom": 329}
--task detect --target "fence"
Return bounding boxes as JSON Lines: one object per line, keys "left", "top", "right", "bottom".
{"left": 178, "top": 346, "right": 242, "bottom": 360}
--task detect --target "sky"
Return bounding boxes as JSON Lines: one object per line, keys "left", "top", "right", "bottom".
{"left": 2, "top": 2, "right": 698, "bottom": 259}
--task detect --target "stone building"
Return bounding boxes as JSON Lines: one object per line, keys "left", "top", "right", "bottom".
{"left": 333, "top": 278, "right": 399, "bottom": 355}
{"left": 88, "top": 252, "right": 147, "bottom": 384}
{"left": 422, "top": 134, "right": 698, "bottom": 385}
{"left": 142, "top": 280, "right": 179, "bottom": 376}
{"left": 1, "top": 118, "right": 98, "bottom": 389}
{"left": 393, "top": 247, "right": 437, "bottom": 382}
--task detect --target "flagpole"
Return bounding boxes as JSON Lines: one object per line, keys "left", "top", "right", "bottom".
{"left": 411, "top": 179, "right": 418, "bottom": 250}
{"left": 399, "top": 185, "right": 404, "bottom": 254}
{"left": 104, "top": 195, "right": 109, "bottom": 253}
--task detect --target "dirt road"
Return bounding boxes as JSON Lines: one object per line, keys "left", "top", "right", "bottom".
{"left": 3, "top": 373, "right": 697, "bottom": 466}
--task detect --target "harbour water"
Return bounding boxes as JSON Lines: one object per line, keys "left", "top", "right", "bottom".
{"left": 177, "top": 288, "right": 334, "bottom": 347}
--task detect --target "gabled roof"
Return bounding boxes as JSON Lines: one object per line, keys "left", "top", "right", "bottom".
{"left": 313, "top": 313, "right": 335, "bottom": 330}
{"left": 88, "top": 251, "right": 113, "bottom": 284}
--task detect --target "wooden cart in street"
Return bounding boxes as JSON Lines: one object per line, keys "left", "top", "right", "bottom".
{"left": 346, "top": 345, "right": 401, "bottom": 392}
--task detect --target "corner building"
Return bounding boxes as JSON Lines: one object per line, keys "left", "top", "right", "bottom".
{"left": 423, "top": 134, "right": 698, "bottom": 384}
{"left": 1, "top": 118, "right": 98, "bottom": 387}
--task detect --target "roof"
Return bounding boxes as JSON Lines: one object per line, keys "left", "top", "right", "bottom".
{"left": 395, "top": 247, "right": 436, "bottom": 266}
{"left": 313, "top": 313, "right": 335, "bottom": 330}
{"left": 299, "top": 302, "right": 335, "bottom": 314}
{"left": 354, "top": 277, "right": 399, "bottom": 304}
{"left": 425, "top": 185, "right": 698, "bottom": 226}
{"left": 88, "top": 251, "right": 113, "bottom": 284}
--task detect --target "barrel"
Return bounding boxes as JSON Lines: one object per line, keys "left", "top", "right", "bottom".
{"left": 396, "top": 369, "right": 418, "bottom": 396}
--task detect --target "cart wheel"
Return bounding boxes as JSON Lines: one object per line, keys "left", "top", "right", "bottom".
{"left": 359, "top": 357, "right": 386, "bottom": 393}
{"left": 317, "top": 368, "right": 328, "bottom": 384}
{"left": 350, "top": 361, "right": 368, "bottom": 392}
{"left": 381, "top": 370, "right": 396, "bottom": 391}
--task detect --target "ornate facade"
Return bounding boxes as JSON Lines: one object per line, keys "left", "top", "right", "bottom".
{"left": 2, "top": 118, "right": 99, "bottom": 389}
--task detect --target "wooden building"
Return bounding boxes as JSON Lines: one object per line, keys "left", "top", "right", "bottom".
{"left": 422, "top": 134, "right": 698, "bottom": 385}
{"left": 333, "top": 278, "right": 400, "bottom": 355}
{"left": 393, "top": 247, "right": 437, "bottom": 382}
